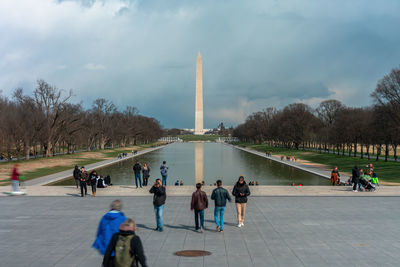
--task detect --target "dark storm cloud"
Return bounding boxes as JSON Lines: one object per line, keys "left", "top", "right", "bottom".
{"left": 1, "top": 0, "right": 400, "bottom": 128}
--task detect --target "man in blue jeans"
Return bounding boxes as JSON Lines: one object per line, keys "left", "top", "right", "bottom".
{"left": 211, "top": 180, "right": 231, "bottom": 232}
{"left": 149, "top": 179, "right": 166, "bottom": 232}
{"left": 160, "top": 161, "right": 168, "bottom": 186}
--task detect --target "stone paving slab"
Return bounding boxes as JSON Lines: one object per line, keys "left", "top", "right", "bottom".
{"left": 2, "top": 185, "right": 400, "bottom": 197}
{"left": 1, "top": 196, "right": 400, "bottom": 267}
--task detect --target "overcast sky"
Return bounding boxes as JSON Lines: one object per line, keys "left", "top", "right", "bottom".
{"left": 1, "top": 0, "right": 400, "bottom": 129}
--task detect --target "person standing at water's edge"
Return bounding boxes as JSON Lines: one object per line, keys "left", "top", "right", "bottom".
{"left": 142, "top": 163, "right": 150, "bottom": 186}
{"left": 133, "top": 161, "right": 142, "bottom": 188}
{"left": 149, "top": 178, "right": 166, "bottom": 232}
{"left": 73, "top": 165, "right": 80, "bottom": 189}
{"left": 78, "top": 166, "right": 88, "bottom": 197}
{"left": 211, "top": 180, "right": 231, "bottom": 232}
{"left": 93, "top": 200, "right": 127, "bottom": 255}
{"left": 160, "top": 161, "right": 168, "bottom": 186}
{"left": 232, "top": 176, "right": 250, "bottom": 228}
{"left": 330, "top": 166, "right": 341, "bottom": 185}
{"left": 191, "top": 183, "right": 208, "bottom": 232}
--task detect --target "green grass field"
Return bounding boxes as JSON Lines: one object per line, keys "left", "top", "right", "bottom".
{"left": 236, "top": 142, "right": 400, "bottom": 183}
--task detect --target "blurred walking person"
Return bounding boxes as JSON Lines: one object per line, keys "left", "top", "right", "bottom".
{"left": 142, "top": 163, "right": 150, "bottom": 186}
{"left": 232, "top": 176, "right": 251, "bottom": 227}
{"left": 211, "top": 180, "right": 231, "bottom": 232}
{"left": 149, "top": 179, "right": 166, "bottom": 232}
{"left": 103, "top": 218, "right": 147, "bottom": 267}
{"left": 133, "top": 161, "right": 142, "bottom": 188}
{"left": 191, "top": 183, "right": 208, "bottom": 232}
{"left": 93, "top": 200, "right": 127, "bottom": 255}
{"left": 10, "top": 164, "right": 21, "bottom": 193}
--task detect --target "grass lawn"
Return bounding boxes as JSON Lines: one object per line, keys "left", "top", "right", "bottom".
{"left": 0, "top": 143, "right": 161, "bottom": 185}
{"left": 236, "top": 142, "right": 400, "bottom": 183}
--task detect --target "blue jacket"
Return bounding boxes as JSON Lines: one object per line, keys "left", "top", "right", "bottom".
{"left": 92, "top": 211, "right": 127, "bottom": 255}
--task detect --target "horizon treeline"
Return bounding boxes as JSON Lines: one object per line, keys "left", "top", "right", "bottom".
{"left": 0, "top": 80, "right": 163, "bottom": 160}
{"left": 233, "top": 66, "right": 400, "bottom": 162}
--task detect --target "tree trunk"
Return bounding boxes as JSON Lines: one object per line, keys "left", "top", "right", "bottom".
{"left": 354, "top": 142, "right": 357, "bottom": 157}
{"left": 360, "top": 144, "right": 364, "bottom": 159}
{"left": 385, "top": 144, "right": 389, "bottom": 162}
{"left": 24, "top": 144, "right": 30, "bottom": 160}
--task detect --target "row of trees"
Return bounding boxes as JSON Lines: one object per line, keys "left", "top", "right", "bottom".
{"left": 234, "top": 66, "right": 400, "bottom": 161}
{"left": 0, "top": 80, "right": 163, "bottom": 160}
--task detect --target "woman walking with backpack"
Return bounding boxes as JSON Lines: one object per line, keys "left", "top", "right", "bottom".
{"left": 103, "top": 218, "right": 147, "bottom": 267}
{"left": 142, "top": 163, "right": 150, "bottom": 186}
{"left": 232, "top": 176, "right": 250, "bottom": 228}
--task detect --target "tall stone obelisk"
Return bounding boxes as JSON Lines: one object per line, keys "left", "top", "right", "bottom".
{"left": 195, "top": 52, "right": 204, "bottom": 135}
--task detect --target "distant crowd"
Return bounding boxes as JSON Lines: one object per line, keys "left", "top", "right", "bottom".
{"left": 330, "top": 163, "right": 379, "bottom": 192}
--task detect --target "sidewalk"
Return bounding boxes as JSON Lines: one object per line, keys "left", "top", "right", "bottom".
{"left": 23, "top": 145, "right": 166, "bottom": 186}
{"left": 231, "top": 144, "right": 334, "bottom": 179}
{"left": 2, "top": 185, "right": 399, "bottom": 197}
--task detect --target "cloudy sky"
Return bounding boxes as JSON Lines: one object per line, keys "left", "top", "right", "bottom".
{"left": 1, "top": 0, "right": 400, "bottom": 129}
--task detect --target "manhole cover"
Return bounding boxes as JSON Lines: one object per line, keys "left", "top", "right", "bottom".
{"left": 174, "top": 250, "right": 212, "bottom": 257}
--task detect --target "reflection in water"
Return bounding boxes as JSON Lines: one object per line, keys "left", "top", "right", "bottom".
{"left": 195, "top": 142, "right": 204, "bottom": 184}
{"left": 54, "top": 142, "right": 331, "bottom": 186}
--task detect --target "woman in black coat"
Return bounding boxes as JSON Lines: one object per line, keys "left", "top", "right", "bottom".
{"left": 232, "top": 176, "right": 250, "bottom": 228}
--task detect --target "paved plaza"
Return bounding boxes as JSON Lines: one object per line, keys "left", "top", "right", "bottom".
{"left": 2, "top": 196, "right": 400, "bottom": 267}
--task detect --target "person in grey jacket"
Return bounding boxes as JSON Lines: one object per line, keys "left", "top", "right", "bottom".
{"left": 211, "top": 180, "right": 231, "bottom": 232}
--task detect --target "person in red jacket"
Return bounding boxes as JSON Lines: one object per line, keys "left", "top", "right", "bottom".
{"left": 191, "top": 183, "right": 208, "bottom": 232}
{"left": 11, "top": 164, "right": 21, "bottom": 192}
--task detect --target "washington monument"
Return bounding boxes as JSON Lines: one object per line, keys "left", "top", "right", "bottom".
{"left": 195, "top": 51, "right": 204, "bottom": 135}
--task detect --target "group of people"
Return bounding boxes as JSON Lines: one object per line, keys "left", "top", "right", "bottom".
{"left": 351, "top": 163, "right": 380, "bottom": 192}
{"left": 280, "top": 155, "right": 296, "bottom": 161}
{"left": 92, "top": 176, "right": 251, "bottom": 267}
{"left": 331, "top": 163, "right": 380, "bottom": 192}
{"left": 150, "top": 175, "right": 251, "bottom": 233}
{"left": 132, "top": 160, "right": 168, "bottom": 188}
{"left": 73, "top": 166, "right": 112, "bottom": 197}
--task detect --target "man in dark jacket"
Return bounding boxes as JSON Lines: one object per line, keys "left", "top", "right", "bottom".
{"left": 149, "top": 179, "right": 166, "bottom": 232}
{"left": 133, "top": 161, "right": 142, "bottom": 189}
{"left": 78, "top": 166, "right": 88, "bottom": 197}
{"left": 352, "top": 165, "right": 360, "bottom": 192}
{"left": 191, "top": 183, "right": 208, "bottom": 232}
{"left": 232, "top": 176, "right": 251, "bottom": 227}
{"left": 103, "top": 218, "right": 147, "bottom": 267}
{"left": 73, "top": 165, "right": 80, "bottom": 189}
{"left": 211, "top": 180, "right": 231, "bottom": 232}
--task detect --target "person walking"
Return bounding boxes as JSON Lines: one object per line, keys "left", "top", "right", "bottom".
{"left": 211, "top": 180, "right": 231, "bottom": 232}
{"left": 149, "top": 178, "right": 166, "bottom": 232}
{"left": 103, "top": 218, "right": 147, "bottom": 267}
{"left": 89, "top": 170, "right": 98, "bottom": 196}
{"left": 78, "top": 166, "right": 88, "bottom": 197}
{"left": 232, "top": 176, "right": 250, "bottom": 228}
{"left": 191, "top": 183, "right": 208, "bottom": 232}
{"left": 352, "top": 165, "right": 360, "bottom": 192}
{"left": 133, "top": 161, "right": 142, "bottom": 188}
{"left": 93, "top": 199, "right": 127, "bottom": 255}
{"left": 10, "top": 164, "right": 21, "bottom": 193}
{"left": 160, "top": 161, "right": 168, "bottom": 186}
{"left": 142, "top": 163, "right": 150, "bottom": 187}
{"left": 330, "top": 166, "right": 341, "bottom": 185}
{"left": 73, "top": 165, "right": 80, "bottom": 189}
